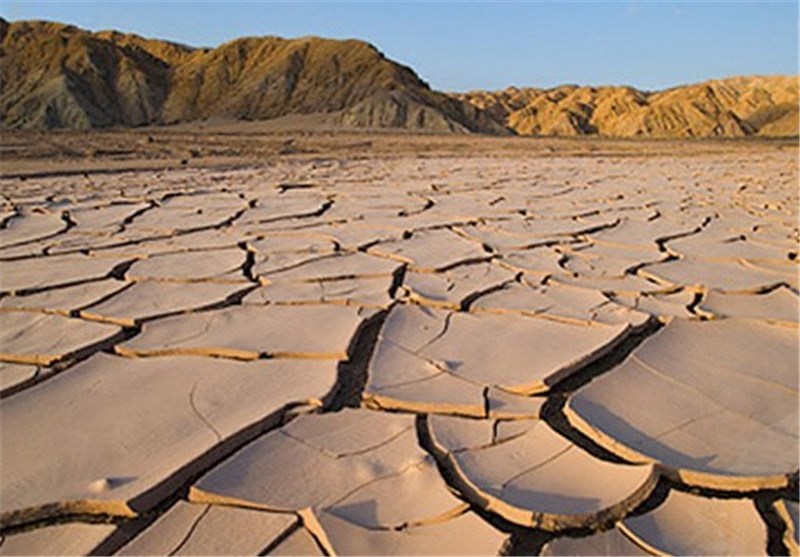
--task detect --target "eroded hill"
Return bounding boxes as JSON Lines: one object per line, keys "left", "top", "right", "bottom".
{"left": 454, "top": 77, "right": 799, "bottom": 138}
{"left": 0, "top": 18, "right": 505, "bottom": 133}
{"left": 1, "top": 18, "right": 797, "bottom": 137}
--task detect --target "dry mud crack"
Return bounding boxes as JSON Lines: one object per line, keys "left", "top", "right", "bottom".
{"left": 0, "top": 150, "right": 798, "bottom": 556}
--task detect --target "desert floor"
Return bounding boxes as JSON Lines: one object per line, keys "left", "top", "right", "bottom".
{"left": 0, "top": 130, "right": 798, "bottom": 556}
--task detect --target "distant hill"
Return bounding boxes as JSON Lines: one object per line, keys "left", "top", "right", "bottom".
{"left": 0, "top": 18, "right": 506, "bottom": 133}
{"left": 1, "top": 18, "right": 797, "bottom": 137}
{"left": 453, "top": 76, "right": 799, "bottom": 138}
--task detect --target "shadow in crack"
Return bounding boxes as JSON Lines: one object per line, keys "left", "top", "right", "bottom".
{"left": 323, "top": 306, "right": 391, "bottom": 411}
{"left": 539, "top": 318, "right": 664, "bottom": 466}
{"left": 325, "top": 500, "right": 381, "bottom": 530}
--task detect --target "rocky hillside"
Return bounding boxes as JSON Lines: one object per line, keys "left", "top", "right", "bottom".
{"left": 454, "top": 76, "right": 799, "bottom": 138}
{"left": 0, "top": 18, "right": 506, "bottom": 133}
{"left": 1, "top": 18, "right": 796, "bottom": 137}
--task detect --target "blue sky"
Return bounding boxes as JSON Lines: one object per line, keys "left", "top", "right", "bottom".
{"left": 2, "top": 1, "right": 797, "bottom": 92}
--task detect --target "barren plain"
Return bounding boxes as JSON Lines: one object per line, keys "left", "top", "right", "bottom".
{"left": 0, "top": 130, "right": 798, "bottom": 556}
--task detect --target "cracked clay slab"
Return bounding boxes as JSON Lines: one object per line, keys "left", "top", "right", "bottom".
{"left": 0, "top": 280, "right": 129, "bottom": 315}
{"left": 417, "top": 309, "right": 632, "bottom": 394}
{"left": 0, "top": 353, "right": 337, "bottom": 525}
{"left": 367, "top": 228, "right": 490, "bottom": 272}
{"left": 473, "top": 280, "right": 649, "bottom": 326}
{"left": 116, "top": 501, "right": 297, "bottom": 556}
{"left": 426, "top": 415, "right": 657, "bottom": 531}
{"left": 540, "top": 527, "right": 650, "bottom": 556}
{"left": 0, "top": 361, "right": 38, "bottom": 394}
{"left": 80, "top": 280, "right": 248, "bottom": 326}
{"left": 243, "top": 276, "right": 392, "bottom": 308}
{"left": 566, "top": 317, "right": 799, "bottom": 490}
{"left": 372, "top": 303, "right": 632, "bottom": 396}
{"left": 364, "top": 345, "right": 546, "bottom": 419}
{"left": 638, "top": 258, "right": 785, "bottom": 293}
{"left": 0, "top": 211, "right": 67, "bottom": 248}
{"left": 363, "top": 319, "right": 487, "bottom": 417}
{"left": 323, "top": 459, "right": 466, "bottom": 530}
{"left": 123, "top": 205, "right": 244, "bottom": 234}
{"left": 0, "top": 311, "right": 121, "bottom": 365}
{"left": 0, "top": 254, "right": 129, "bottom": 294}
{"left": 255, "top": 251, "right": 400, "bottom": 283}
{"left": 401, "top": 263, "right": 515, "bottom": 309}
{"left": 619, "top": 489, "right": 769, "bottom": 555}
{"left": 697, "top": 287, "right": 799, "bottom": 326}
{"left": 117, "top": 304, "right": 362, "bottom": 360}
{"left": 0, "top": 522, "right": 116, "bottom": 556}
{"left": 125, "top": 248, "right": 247, "bottom": 283}
{"left": 315, "top": 508, "right": 507, "bottom": 556}
{"left": 190, "top": 409, "right": 459, "bottom": 518}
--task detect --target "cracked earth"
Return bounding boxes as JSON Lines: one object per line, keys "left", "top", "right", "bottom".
{"left": 0, "top": 150, "right": 798, "bottom": 556}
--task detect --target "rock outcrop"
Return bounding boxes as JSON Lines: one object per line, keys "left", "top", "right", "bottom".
{"left": 454, "top": 76, "right": 799, "bottom": 137}
{"left": 0, "top": 18, "right": 506, "bottom": 133}
{"left": 1, "top": 17, "right": 796, "bottom": 137}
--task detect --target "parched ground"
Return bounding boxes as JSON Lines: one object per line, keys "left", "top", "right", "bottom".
{"left": 0, "top": 134, "right": 798, "bottom": 556}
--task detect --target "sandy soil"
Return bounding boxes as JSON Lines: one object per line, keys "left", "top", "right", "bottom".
{"left": 0, "top": 130, "right": 798, "bottom": 555}
{"left": 2, "top": 122, "right": 797, "bottom": 177}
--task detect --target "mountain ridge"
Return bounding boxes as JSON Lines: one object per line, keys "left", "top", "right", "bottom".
{"left": 0, "top": 18, "right": 506, "bottom": 134}
{"left": 1, "top": 18, "right": 797, "bottom": 137}
{"left": 452, "top": 76, "right": 798, "bottom": 138}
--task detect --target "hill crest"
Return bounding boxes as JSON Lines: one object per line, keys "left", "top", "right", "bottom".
{"left": 1, "top": 18, "right": 796, "bottom": 137}
{"left": 453, "top": 76, "right": 798, "bottom": 138}
{"left": 0, "top": 18, "right": 505, "bottom": 134}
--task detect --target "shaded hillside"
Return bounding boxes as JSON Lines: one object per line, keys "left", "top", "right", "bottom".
{"left": 2, "top": 18, "right": 796, "bottom": 137}
{"left": 0, "top": 18, "right": 506, "bottom": 133}
{"left": 1, "top": 19, "right": 173, "bottom": 128}
{"left": 454, "top": 76, "right": 799, "bottom": 137}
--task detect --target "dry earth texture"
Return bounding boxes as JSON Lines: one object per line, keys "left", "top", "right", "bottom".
{"left": 1, "top": 18, "right": 798, "bottom": 138}
{"left": 0, "top": 133, "right": 797, "bottom": 556}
